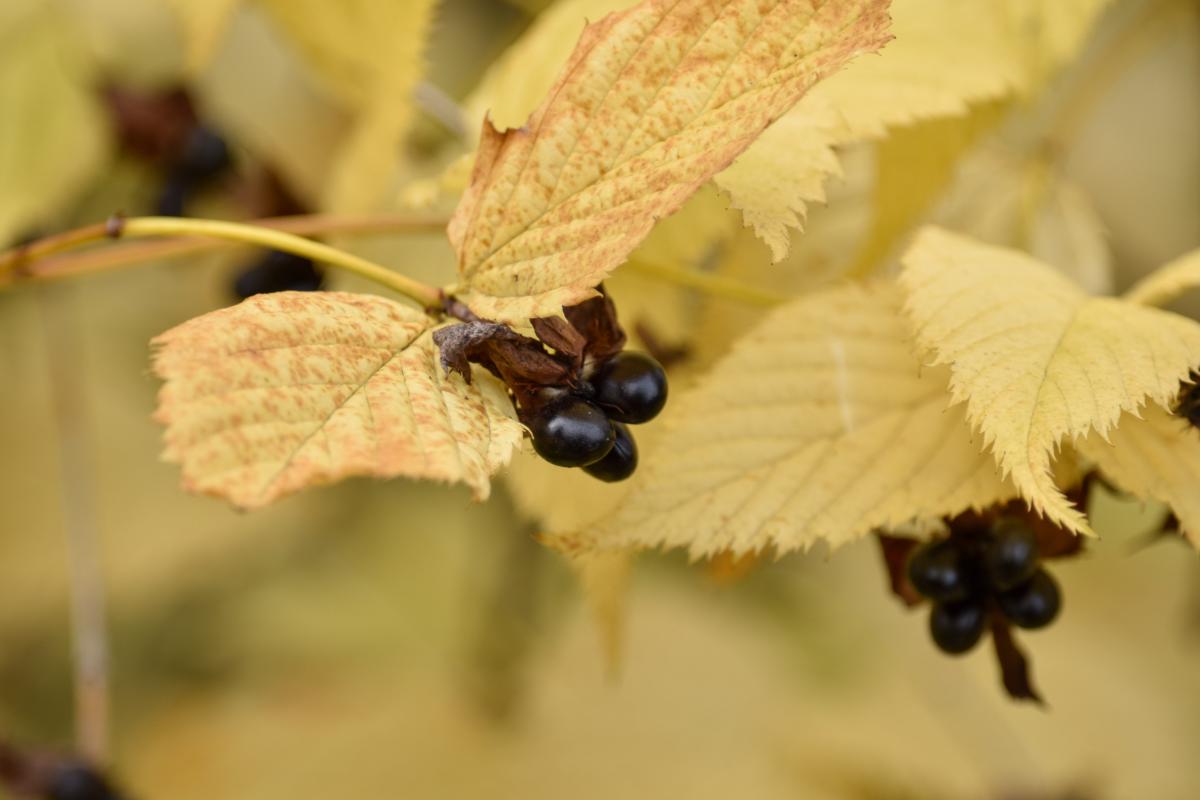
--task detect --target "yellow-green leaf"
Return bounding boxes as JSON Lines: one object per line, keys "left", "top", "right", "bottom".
{"left": 1078, "top": 403, "right": 1200, "bottom": 549}
{"left": 0, "top": 4, "right": 109, "bottom": 246}
{"left": 152, "top": 292, "right": 523, "bottom": 508}
{"left": 449, "top": 0, "right": 892, "bottom": 322}
{"left": 900, "top": 227, "right": 1200, "bottom": 535}
{"left": 582, "top": 283, "right": 1013, "bottom": 558}
{"left": 1124, "top": 247, "right": 1200, "bottom": 308}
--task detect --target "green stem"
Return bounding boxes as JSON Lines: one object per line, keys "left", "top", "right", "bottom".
{"left": 625, "top": 258, "right": 788, "bottom": 307}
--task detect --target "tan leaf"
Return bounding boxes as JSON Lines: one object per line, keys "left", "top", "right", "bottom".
{"left": 900, "top": 227, "right": 1200, "bottom": 535}
{"left": 582, "top": 283, "right": 1013, "bottom": 559}
{"left": 152, "top": 292, "right": 523, "bottom": 508}
{"left": 1078, "top": 403, "right": 1200, "bottom": 549}
{"left": 1123, "top": 247, "right": 1200, "bottom": 308}
{"left": 449, "top": 0, "right": 892, "bottom": 322}
{"left": 0, "top": 4, "right": 109, "bottom": 246}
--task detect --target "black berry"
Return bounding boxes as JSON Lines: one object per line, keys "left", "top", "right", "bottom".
{"left": 590, "top": 351, "right": 668, "bottom": 424}
{"left": 46, "top": 762, "right": 124, "bottom": 800}
{"left": 233, "top": 251, "right": 324, "bottom": 299}
{"left": 929, "top": 599, "right": 987, "bottom": 655}
{"left": 175, "top": 126, "right": 231, "bottom": 183}
{"left": 528, "top": 398, "right": 615, "bottom": 467}
{"left": 583, "top": 422, "right": 637, "bottom": 482}
{"left": 983, "top": 518, "right": 1040, "bottom": 591}
{"left": 997, "top": 569, "right": 1061, "bottom": 629}
{"left": 906, "top": 539, "right": 976, "bottom": 602}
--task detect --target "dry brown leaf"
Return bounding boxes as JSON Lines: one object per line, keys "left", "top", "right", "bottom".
{"left": 153, "top": 292, "right": 523, "bottom": 508}
{"left": 449, "top": 0, "right": 892, "bottom": 322}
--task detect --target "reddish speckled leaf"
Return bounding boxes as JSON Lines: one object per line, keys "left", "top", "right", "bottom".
{"left": 152, "top": 292, "right": 524, "bottom": 508}
{"left": 449, "top": 0, "right": 893, "bottom": 322}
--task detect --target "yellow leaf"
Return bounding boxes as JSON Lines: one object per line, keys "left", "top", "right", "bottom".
{"left": 259, "top": 0, "right": 439, "bottom": 212}
{"left": 716, "top": 0, "right": 1111, "bottom": 257}
{"left": 926, "top": 146, "right": 1115, "bottom": 294}
{"left": 567, "top": 548, "right": 633, "bottom": 675}
{"left": 1124, "top": 247, "right": 1200, "bottom": 308}
{"left": 449, "top": 0, "right": 892, "bottom": 322}
{"left": 168, "top": 0, "right": 242, "bottom": 72}
{"left": 465, "top": 0, "right": 637, "bottom": 132}
{"left": 845, "top": 102, "right": 1007, "bottom": 278}
{"left": 582, "top": 283, "right": 1013, "bottom": 558}
{"left": 192, "top": 8, "right": 351, "bottom": 206}
{"left": 710, "top": 99, "right": 846, "bottom": 260}
{"left": 1078, "top": 403, "right": 1200, "bottom": 549}
{"left": 152, "top": 292, "right": 523, "bottom": 508}
{"left": 260, "top": 0, "right": 434, "bottom": 111}
{"left": 324, "top": 102, "right": 409, "bottom": 214}
{"left": 899, "top": 227, "right": 1200, "bottom": 535}
{"left": 0, "top": 4, "right": 109, "bottom": 245}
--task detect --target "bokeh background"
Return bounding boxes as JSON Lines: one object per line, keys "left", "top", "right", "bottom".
{"left": 1, "top": 0, "right": 1199, "bottom": 798}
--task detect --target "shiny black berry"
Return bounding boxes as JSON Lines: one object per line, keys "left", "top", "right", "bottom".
{"left": 997, "top": 569, "right": 1061, "bottom": 629}
{"left": 906, "top": 539, "right": 976, "bottom": 602}
{"left": 983, "top": 518, "right": 1040, "bottom": 590}
{"left": 233, "top": 251, "right": 325, "bottom": 299}
{"left": 590, "top": 351, "right": 668, "bottom": 424}
{"left": 46, "top": 762, "right": 124, "bottom": 800}
{"left": 929, "top": 599, "right": 987, "bottom": 655}
{"left": 528, "top": 398, "right": 615, "bottom": 467}
{"left": 583, "top": 422, "right": 637, "bottom": 482}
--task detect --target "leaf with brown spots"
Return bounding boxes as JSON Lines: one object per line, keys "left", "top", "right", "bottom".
{"left": 152, "top": 292, "right": 524, "bottom": 508}
{"left": 448, "top": 0, "right": 893, "bottom": 322}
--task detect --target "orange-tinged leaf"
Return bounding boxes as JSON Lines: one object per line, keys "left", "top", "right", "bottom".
{"left": 449, "top": 0, "right": 892, "bottom": 322}
{"left": 152, "top": 292, "right": 523, "bottom": 508}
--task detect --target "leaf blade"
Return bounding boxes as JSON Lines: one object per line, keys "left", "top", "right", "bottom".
{"left": 583, "top": 283, "right": 1014, "bottom": 558}
{"left": 900, "top": 227, "right": 1200, "bottom": 535}
{"left": 153, "top": 292, "right": 523, "bottom": 507}
{"left": 450, "top": 0, "right": 892, "bottom": 321}
{"left": 1078, "top": 403, "right": 1200, "bottom": 550}
{"left": 1123, "top": 247, "right": 1200, "bottom": 308}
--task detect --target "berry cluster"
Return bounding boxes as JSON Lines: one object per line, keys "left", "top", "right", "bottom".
{"left": 907, "top": 518, "right": 1061, "bottom": 655}
{"left": 527, "top": 351, "right": 667, "bottom": 482}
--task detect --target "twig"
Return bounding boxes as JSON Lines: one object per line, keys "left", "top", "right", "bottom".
{"left": 0, "top": 211, "right": 447, "bottom": 291}
{"left": 624, "top": 258, "right": 788, "bottom": 307}
{"left": 39, "top": 286, "right": 111, "bottom": 763}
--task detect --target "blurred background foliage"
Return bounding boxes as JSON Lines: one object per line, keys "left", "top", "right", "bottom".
{"left": 0, "top": 0, "right": 1198, "bottom": 797}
